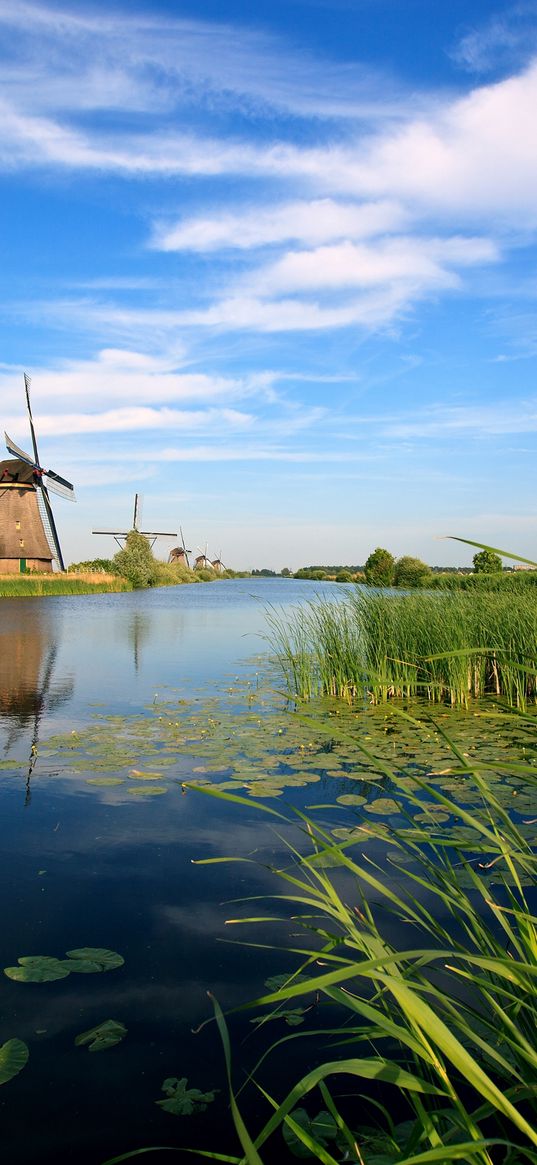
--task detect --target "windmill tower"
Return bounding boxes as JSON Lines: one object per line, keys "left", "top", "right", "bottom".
{"left": 93, "top": 493, "right": 177, "bottom": 550}
{"left": 1, "top": 374, "right": 76, "bottom": 574}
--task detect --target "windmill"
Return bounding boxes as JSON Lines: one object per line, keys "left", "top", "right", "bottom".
{"left": 194, "top": 542, "right": 210, "bottom": 570}
{"left": 168, "top": 526, "right": 191, "bottom": 568}
{"left": 93, "top": 493, "right": 177, "bottom": 550}
{"left": 1, "top": 374, "right": 75, "bottom": 573}
{"left": 210, "top": 547, "right": 227, "bottom": 573}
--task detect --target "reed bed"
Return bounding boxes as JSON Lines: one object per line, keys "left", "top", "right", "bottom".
{"left": 0, "top": 572, "right": 132, "bottom": 596}
{"left": 182, "top": 722, "right": 537, "bottom": 1165}
{"left": 267, "top": 589, "right": 537, "bottom": 707}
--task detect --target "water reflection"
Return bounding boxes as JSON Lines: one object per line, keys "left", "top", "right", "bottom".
{"left": 126, "top": 611, "right": 151, "bottom": 672}
{"left": 0, "top": 603, "right": 73, "bottom": 801}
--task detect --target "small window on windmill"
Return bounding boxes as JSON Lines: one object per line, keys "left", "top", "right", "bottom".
{"left": 19, "top": 539, "right": 24, "bottom": 548}
{"left": 15, "top": 520, "right": 21, "bottom": 530}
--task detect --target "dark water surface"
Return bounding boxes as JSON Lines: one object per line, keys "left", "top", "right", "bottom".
{"left": 0, "top": 579, "right": 346, "bottom": 1165}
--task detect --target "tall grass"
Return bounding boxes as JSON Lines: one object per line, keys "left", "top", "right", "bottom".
{"left": 268, "top": 590, "right": 537, "bottom": 708}
{"left": 0, "top": 572, "right": 132, "bottom": 597}
{"left": 184, "top": 729, "right": 537, "bottom": 1165}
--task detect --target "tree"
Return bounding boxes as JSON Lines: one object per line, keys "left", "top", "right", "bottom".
{"left": 113, "top": 531, "right": 159, "bottom": 589}
{"left": 364, "top": 548, "right": 395, "bottom": 587}
{"left": 473, "top": 549, "right": 502, "bottom": 574}
{"left": 393, "top": 556, "right": 431, "bottom": 588}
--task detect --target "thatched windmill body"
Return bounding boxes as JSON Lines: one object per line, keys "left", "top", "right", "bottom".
{"left": 1, "top": 375, "right": 75, "bottom": 573}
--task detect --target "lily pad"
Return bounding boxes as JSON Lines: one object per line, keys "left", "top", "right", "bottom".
{"left": 283, "top": 1108, "right": 338, "bottom": 1158}
{"left": 65, "top": 947, "right": 124, "bottom": 973}
{"left": 363, "top": 798, "right": 401, "bottom": 816}
{"left": 336, "top": 793, "right": 367, "bottom": 806}
{"left": 156, "top": 1076, "right": 218, "bottom": 1116}
{"left": 75, "top": 1019, "right": 127, "bottom": 1052}
{"left": 0, "top": 1039, "right": 29, "bottom": 1084}
{"left": 4, "top": 956, "right": 71, "bottom": 983}
{"left": 85, "top": 777, "right": 125, "bottom": 787}
{"left": 127, "top": 784, "right": 168, "bottom": 796}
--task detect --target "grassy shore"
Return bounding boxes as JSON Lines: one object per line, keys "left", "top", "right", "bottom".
{"left": 0, "top": 572, "right": 132, "bottom": 597}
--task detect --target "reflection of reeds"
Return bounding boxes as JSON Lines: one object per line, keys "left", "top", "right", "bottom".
{"left": 0, "top": 573, "right": 131, "bottom": 596}
{"left": 268, "top": 590, "right": 537, "bottom": 707}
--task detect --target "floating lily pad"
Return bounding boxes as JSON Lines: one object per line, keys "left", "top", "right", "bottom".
{"left": 413, "top": 810, "right": 450, "bottom": 825}
{"left": 4, "top": 956, "right": 70, "bottom": 983}
{"left": 127, "top": 784, "right": 168, "bottom": 796}
{"left": 283, "top": 1108, "right": 338, "bottom": 1158}
{"left": 363, "top": 798, "right": 401, "bottom": 816}
{"left": 336, "top": 793, "right": 367, "bottom": 806}
{"left": 85, "top": 777, "right": 125, "bottom": 787}
{"left": 250, "top": 1008, "right": 306, "bottom": 1026}
{"left": 65, "top": 948, "right": 124, "bottom": 972}
{"left": 0, "top": 1039, "right": 29, "bottom": 1084}
{"left": 156, "top": 1076, "right": 218, "bottom": 1116}
{"left": 75, "top": 1019, "right": 127, "bottom": 1052}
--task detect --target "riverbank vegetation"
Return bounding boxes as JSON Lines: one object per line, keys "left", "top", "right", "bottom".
{"left": 0, "top": 571, "right": 131, "bottom": 597}
{"left": 268, "top": 588, "right": 537, "bottom": 708}
{"left": 71, "top": 531, "right": 247, "bottom": 590}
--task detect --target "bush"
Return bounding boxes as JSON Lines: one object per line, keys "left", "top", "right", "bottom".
{"left": 473, "top": 548, "right": 502, "bottom": 573}
{"left": 113, "top": 531, "right": 160, "bottom": 589}
{"left": 393, "top": 555, "right": 431, "bottom": 588}
{"left": 364, "top": 547, "right": 394, "bottom": 587}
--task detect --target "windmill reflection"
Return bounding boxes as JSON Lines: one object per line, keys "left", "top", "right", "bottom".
{"left": 0, "top": 607, "right": 74, "bottom": 804}
{"left": 127, "top": 612, "right": 151, "bottom": 673}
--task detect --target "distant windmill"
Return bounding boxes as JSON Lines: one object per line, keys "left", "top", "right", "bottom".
{"left": 194, "top": 542, "right": 210, "bottom": 570}
{"left": 93, "top": 493, "right": 177, "bottom": 550}
{"left": 168, "top": 526, "right": 191, "bottom": 568}
{"left": 1, "top": 374, "right": 76, "bottom": 573}
{"left": 210, "top": 548, "right": 227, "bottom": 573}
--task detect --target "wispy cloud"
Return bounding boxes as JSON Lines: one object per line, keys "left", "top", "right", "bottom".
{"left": 451, "top": 3, "right": 537, "bottom": 74}
{"left": 152, "top": 199, "right": 409, "bottom": 252}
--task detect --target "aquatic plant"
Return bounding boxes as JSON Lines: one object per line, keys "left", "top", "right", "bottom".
{"left": 268, "top": 588, "right": 537, "bottom": 707}
{"left": 180, "top": 706, "right": 537, "bottom": 1165}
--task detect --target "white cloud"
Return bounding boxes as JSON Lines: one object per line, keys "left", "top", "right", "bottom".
{"left": 248, "top": 236, "right": 498, "bottom": 295}
{"left": 153, "top": 199, "right": 408, "bottom": 252}
{"left": 0, "top": 0, "right": 408, "bottom": 122}
{"left": 3, "top": 405, "right": 255, "bottom": 438}
{"left": 0, "top": 349, "right": 276, "bottom": 412}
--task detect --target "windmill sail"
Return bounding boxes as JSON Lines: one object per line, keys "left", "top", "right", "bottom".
{"left": 4, "top": 433, "right": 75, "bottom": 500}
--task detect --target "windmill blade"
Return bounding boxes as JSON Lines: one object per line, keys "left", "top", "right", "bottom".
{"left": 43, "top": 468, "right": 76, "bottom": 501}
{"left": 4, "top": 432, "right": 75, "bottom": 499}
{"left": 24, "top": 372, "right": 41, "bottom": 467}
{"left": 133, "top": 493, "right": 142, "bottom": 530}
{"left": 37, "top": 482, "right": 66, "bottom": 572}
{"left": 4, "top": 431, "right": 38, "bottom": 469}
{"left": 180, "top": 526, "right": 191, "bottom": 568}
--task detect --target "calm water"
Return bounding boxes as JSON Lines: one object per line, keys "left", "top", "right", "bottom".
{"left": 0, "top": 579, "right": 346, "bottom": 1165}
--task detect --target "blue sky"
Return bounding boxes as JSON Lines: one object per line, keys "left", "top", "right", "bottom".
{"left": 1, "top": 0, "right": 537, "bottom": 570}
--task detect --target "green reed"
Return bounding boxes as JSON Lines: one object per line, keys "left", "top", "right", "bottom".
{"left": 267, "top": 589, "right": 537, "bottom": 708}
{"left": 174, "top": 708, "right": 537, "bottom": 1165}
